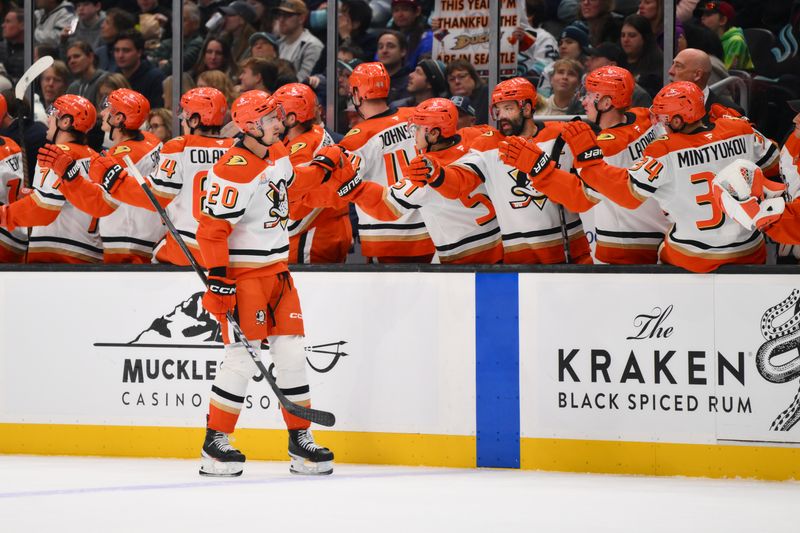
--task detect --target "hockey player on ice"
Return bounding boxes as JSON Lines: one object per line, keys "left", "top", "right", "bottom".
{"left": 195, "top": 90, "right": 347, "bottom": 477}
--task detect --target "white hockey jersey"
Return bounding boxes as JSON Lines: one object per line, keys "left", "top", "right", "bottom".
{"left": 0, "top": 137, "right": 28, "bottom": 261}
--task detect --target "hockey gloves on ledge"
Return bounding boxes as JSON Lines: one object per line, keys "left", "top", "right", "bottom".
{"left": 712, "top": 158, "right": 786, "bottom": 231}
{"left": 203, "top": 267, "right": 237, "bottom": 323}
{"left": 498, "top": 137, "right": 553, "bottom": 178}
{"left": 561, "top": 121, "right": 603, "bottom": 170}
{"left": 38, "top": 144, "right": 81, "bottom": 182}
{"left": 408, "top": 154, "right": 442, "bottom": 187}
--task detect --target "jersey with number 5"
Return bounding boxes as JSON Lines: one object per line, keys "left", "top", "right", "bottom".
{"left": 198, "top": 141, "right": 295, "bottom": 279}
{"left": 339, "top": 107, "right": 434, "bottom": 259}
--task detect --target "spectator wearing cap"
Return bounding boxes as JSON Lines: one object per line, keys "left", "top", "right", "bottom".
{"left": 218, "top": 0, "right": 257, "bottom": 64}
{"left": 620, "top": 14, "right": 662, "bottom": 97}
{"left": 377, "top": 30, "right": 411, "bottom": 105}
{"left": 446, "top": 59, "right": 489, "bottom": 126}
{"left": 451, "top": 95, "right": 492, "bottom": 143}
{"left": 339, "top": 0, "right": 377, "bottom": 63}
{"left": 586, "top": 42, "right": 651, "bottom": 107}
{"left": 387, "top": 0, "right": 432, "bottom": 71}
{"left": 249, "top": 32, "right": 280, "bottom": 60}
{"left": 576, "top": 0, "right": 622, "bottom": 46}
{"left": 538, "top": 21, "right": 588, "bottom": 97}
{"left": 111, "top": 29, "right": 164, "bottom": 108}
{"left": 700, "top": 1, "right": 753, "bottom": 70}
{"left": 274, "top": 0, "right": 324, "bottom": 82}
{"left": 667, "top": 47, "right": 744, "bottom": 115}
{"left": 391, "top": 58, "right": 447, "bottom": 108}
{"left": 246, "top": 0, "right": 278, "bottom": 33}
{"left": 538, "top": 58, "right": 584, "bottom": 116}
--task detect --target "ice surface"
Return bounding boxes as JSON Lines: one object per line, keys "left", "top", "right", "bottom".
{"left": 1, "top": 455, "right": 798, "bottom": 532}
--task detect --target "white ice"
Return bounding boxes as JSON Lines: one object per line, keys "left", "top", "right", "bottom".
{"left": 1, "top": 455, "right": 798, "bottom": 533}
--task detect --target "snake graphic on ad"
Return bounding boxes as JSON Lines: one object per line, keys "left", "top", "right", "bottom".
{"left": 757, "top": 289, "right": 800, "bottom": 430}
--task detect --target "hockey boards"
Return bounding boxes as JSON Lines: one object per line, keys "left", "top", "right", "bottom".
{"left": 121, "top": 155, "right": 336, "bottom": 427}
{"left": 14, "top": 55, "right": 54, "bottom": 187}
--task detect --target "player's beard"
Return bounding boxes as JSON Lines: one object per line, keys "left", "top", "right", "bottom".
{"left": 497, "top": 114, "right": 524, "bottom": 137}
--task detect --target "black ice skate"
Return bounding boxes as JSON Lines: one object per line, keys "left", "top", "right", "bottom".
{"left": 199, "top": 428, "right": 246, "bottom": 477}
{"left": 288, "top": 429, "right": 334, "bottom": 475}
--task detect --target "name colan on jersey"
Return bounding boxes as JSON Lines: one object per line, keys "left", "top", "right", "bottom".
{"left": 189, "top": 148, "right": 226, "bottom": 164}
{"left": 379, "top": 124, "right": 411, "bottom": 149}
{"left": 676, "top": 137, "right": 747, "bottom": 168}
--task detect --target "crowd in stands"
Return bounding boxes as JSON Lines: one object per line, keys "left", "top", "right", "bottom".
{"left": 0, "top": 0, "right": 796, "bottom": 268}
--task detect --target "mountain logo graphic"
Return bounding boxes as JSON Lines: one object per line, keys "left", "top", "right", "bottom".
{"left": 94, "top": 292, "right": 349, "bottom": 372}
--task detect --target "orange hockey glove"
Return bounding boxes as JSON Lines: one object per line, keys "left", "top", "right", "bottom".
{"left": 38, "top": 144, "right": 81, "bottom": 182}
{"left": 328, "top": 152, "right": 363, "bottom": 198}
{"left": 407, "top": 154, "right": 442, "bottom": 187}
{"left": 202, "top": 267, "right": 237, "bottom": 323}
{"left": 499, "top": 136, "right": 553, "bottom": 177}
{"left": 561, "top": 121, "right": 604, "bottom": 170}
{"left": 311, "top": 145, "right": 345, "bottom": 183}
{"left": 90, "top": 155, "right": 128, "bottom": 194}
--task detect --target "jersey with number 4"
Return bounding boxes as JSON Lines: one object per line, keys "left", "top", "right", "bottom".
{"left": 197, "top": 141, "right": 295, "bottom": 279}
{"left": 0, "top": 137, "right": 27, "bottom": 261}
{"left": 5, "top": 142, "right": 101, "bottom": 263}
{"left": 578, "top": 117, "right": 780, "bottom": 272}
{"left": 339, "top": 107, "right": 434, "bottom": 259}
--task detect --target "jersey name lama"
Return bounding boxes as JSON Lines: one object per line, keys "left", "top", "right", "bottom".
{"left": 379, "top": 124, "right": 411, "bottom": 149}
{"left": 676, "top": 137, "right": 747, "bottom": 168}
{"left": 189, "top": 148, "right": 226, "bottom": 164}
{"left": 627, "top": 129, "right": 658, "bottom": 161}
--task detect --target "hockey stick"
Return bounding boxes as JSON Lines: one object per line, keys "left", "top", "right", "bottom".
{"left": 121, "top": 155, "right": 336, "bottom": 427}
{"left": 549, "top": 135, "right": 572, "bottom": 263}
{"left": 14, "top": 56, "right": 54, "bottom": 187}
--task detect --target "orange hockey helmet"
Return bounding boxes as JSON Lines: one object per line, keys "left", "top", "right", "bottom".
{"left": 51, "top": 94, "right": 97, "bottom": 133}
{"left": 585, "top": 66, "right": 635, "bottom": 109}
{"left": 273, "top": 83, "right": 317, "bottom": 123}
{"left": 106, "top": 89, "right": 150, "bottom": 129}
{"left": 410, "top": 98, "right": 459, "bottom": 138}
{"left": 348, "top": 62, "right": 390, "bottom": 101}
{"left": 490, "top": 77, "right": 537, "bottom": 117}
{"left": 231, "top": 90, "right": 284, "bottom": 132}
{"left": 179, "top": 87, "right": 227, "bottom": 127}
{"left": 650, "top": 81, "right": 706, "bottom": 125}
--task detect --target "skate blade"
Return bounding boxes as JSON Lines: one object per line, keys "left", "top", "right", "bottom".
{"left": 289, "top": 454, "right": 334, "bottom": 476}
{"left": 199, "top": 453, "right": 244, "bottom": 477}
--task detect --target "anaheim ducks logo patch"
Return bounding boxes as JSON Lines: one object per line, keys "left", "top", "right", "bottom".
{"left": 507, "top": 169, "right": 547, "bottom": 210}
{"left": 290, "top": 142, "right": 307, "bottom": 154}
{"left": 482, "top": 131, "right": 494, "bottom": 137}
{"left": 56, "top": 144, "right": 70, "bottom": 151}
{"left": 345, "top": 128, "right": 361, "bottom": 137}
{"left": 112, "top": 145, "right": 132, "bottom": 155}
{"left": 264, "top": 179, "right": 289, "bottom": 230}
{"left": 597, "top": 133, "right": 616, "bottom": 141}
{"left": 225, "top": 155, "right": 248, "bottom": 166}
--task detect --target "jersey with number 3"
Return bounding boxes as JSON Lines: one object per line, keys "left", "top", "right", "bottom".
{"left": 588, "top": 117, "right": 780, "bottom": 272}
{"left": 198, "top": 142, "right": 295, "bottom": 279}
{"left": 339, "top": 107, "right": 434, "bottom": 258}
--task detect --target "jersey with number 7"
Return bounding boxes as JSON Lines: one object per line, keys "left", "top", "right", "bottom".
{"left": 577, "top": 117, "right": 780, "bottom": 272}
